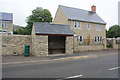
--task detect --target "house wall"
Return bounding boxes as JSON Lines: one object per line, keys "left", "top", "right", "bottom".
{"left": 32, "top": 35, "right": 48, "bottom": 56}
{"left": 2, "top": 35, "right": 31, "bottom": 55}
{"left": 0, "top": 21, "right": 13, "bottom": 32}
{"left": 53, "top": 7, "right": 68, "bottom": 24}
{"left": 68, "top": 20, "right": 106, "bottom": 39}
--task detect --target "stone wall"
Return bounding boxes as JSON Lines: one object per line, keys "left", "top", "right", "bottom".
{"left": 2, "top": 35, "right": 31, "bottom": 55}
{"left": 66, "top": 36, "right": 74, "bottom": 54}
{"left": 32, "top": 35, "right": 48, "bottom": 56}
{"left": 2, "top": 35, "right": 109, "bottom": 56}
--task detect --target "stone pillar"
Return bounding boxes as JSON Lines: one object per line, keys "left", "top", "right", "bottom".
{"left": 113, "top": 38, "right": 116, "bottom": 45}
{"left": 113, "top": 38, "right": 118, "bottom": 49}
{"left": 32, "top": 35, "right": 48, "bottom": 56}
{"left": 66, "top": 36, "right": 74, "bottom": 54}
{"left": 103, "top": 38, "right": 107, "bottom": 49}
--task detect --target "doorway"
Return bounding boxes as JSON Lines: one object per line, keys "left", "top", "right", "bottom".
{"left": 48, "top": 36, "right": 66, "bottom": 54}
{"left": 87, "top": 36, "right": 90, "bottom": 45}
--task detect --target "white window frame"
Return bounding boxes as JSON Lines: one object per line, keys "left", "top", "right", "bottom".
{"left": 98, "top": 37, "right": 100, "bottom": 42}
{"left": 94, "top": 37, "right": 97, "bottom": 42}
{"left": 78, "top": 36, "right": 83, "bottom": 43}
{"left": 100, "top": 37, "right": 102, "bottom": 42}
{"left": 2, "top": 22, "right": 7, "bottom": 28}
{"left": 87, "top": 24, "right": 91, "bottom": 30}
{"left": 74, "top": 22, "right": 77, "bottom": 28}
{"left": 77, "top": 22, "right": 81, "bottom": 29}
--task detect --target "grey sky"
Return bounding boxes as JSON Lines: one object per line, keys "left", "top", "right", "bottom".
{"left": 0, "top": 0, "right": 119, "bottom": 29}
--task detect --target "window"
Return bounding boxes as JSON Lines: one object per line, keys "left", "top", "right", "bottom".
{"left": 78, "top": 36, "right": 83, "bottom": 42}
{"left": 96, "top": 24, "right": 100, "bottom": 30}
{"left": 79, "top": 36, "right": 82, "bottom": 42}
{"left": 74, "top": 22, "right": 81, "bottom": 29}
{"left": 98, "top": 37, "right": 100, "bottom": 42}
{"left": 100, "top": 37, "right": 102, "bottom": 41}
{"left": 87, "top": 24, "right": 91, "bottom": 30}
{"left": 2, "top": 22, "right": 7, "bottom": 28}
{"left": 74, "top": 22, "right": 77, "bottom": 27}
{"left": 77, "top": 22, "right": 81, "bottom": 29}
{"left": 95, "top": 37, "right": 97, "bottom": 42}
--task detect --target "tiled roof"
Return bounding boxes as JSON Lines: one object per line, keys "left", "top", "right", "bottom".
{"left": 59, "top": 5, "right": 106, "bottom": 24}
{"left": 0, "top": 12, "right": 13, "bottom": 21}
{"left": 33, "top": 22, "right": 73, "bottom": 36}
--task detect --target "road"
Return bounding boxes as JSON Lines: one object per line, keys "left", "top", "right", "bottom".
{"left": 2, "top": 49, "right": 119, "bottom": 79}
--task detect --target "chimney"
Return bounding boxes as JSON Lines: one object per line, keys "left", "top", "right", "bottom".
{"left": 91, "top": 5, "right": 96, "bottom": 12}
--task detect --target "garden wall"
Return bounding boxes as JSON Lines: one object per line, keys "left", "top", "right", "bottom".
{"left": 2, "top": 35, "right": 31, "bottom": 55}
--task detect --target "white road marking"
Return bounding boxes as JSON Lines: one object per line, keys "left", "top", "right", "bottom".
{"left": 108, "top": 67, "right": 120, "bottom": 71}
{"left": 64, "top": 74, "right": 82, "bottom": 79}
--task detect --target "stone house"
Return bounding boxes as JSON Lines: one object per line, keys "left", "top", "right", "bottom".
{"left": 32, "top": 22, "right": 74, "bottom": 56}
{"left": 53, "top": 5, "right": 107, "bottom": 52}
{"left": 0, "top": 12, "right": 13, "bottom": 34}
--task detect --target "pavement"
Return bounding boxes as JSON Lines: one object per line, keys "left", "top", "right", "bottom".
{"left": 2, "top": 49, "right": 118, "bottom": 65}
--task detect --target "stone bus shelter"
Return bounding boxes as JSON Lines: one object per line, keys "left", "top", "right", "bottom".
{"left": 31, "top": 22, "right": 74, "bottom": 56}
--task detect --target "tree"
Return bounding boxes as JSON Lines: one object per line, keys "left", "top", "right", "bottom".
{"left": 13, "top": 25, "right": 28, "bottom": 35}
{"left": 26, "top": 7, "right": 53, "bottom": 35}
{"left": 106, "top": 25, "right": 120, "bottom": 38}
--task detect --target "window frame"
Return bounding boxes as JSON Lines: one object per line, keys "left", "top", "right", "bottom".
{"left": 79, "top": 36, "right": 83, "bottom": 42}
{"left": 98, "top": 37, "right": 100, "bottom": 42}
{"left": 87, "top": 24, "right": 91, "bottom": 30}
{"left": 100, "top": 37, "right": 102, "bottom": 41}
{"left": 77, "top": 22, "right": 81, "bottom": 29}
{"left": 94, "top": 37, "right": 97, "bottom": 42}
{"left": 74, "top": 22, "right": 77, "bottom": 28}
{"left": 2, "top": 22, "right": 7, "bottom": 28}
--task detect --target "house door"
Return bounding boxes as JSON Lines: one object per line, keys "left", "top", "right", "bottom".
{"left": 87, "top": 36, "right": 90, "bottom": 45}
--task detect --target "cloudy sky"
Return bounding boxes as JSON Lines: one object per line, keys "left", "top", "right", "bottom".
{"left": 0, "top": 0, "right": 119, "bottom": 29}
